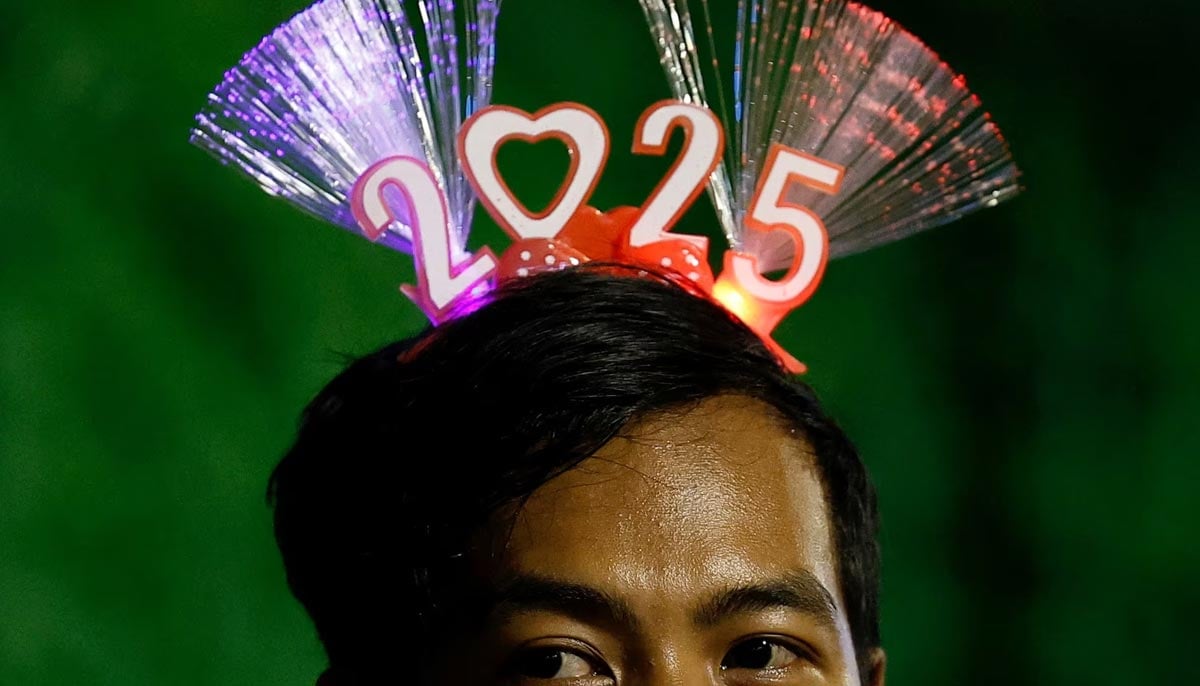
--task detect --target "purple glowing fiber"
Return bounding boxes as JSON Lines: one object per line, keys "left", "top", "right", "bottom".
{"left": 637, "top": 0, "right": 1021, "bottom": 272}
{"left": 190, "top": 0, "right": 502, "bottom": 256}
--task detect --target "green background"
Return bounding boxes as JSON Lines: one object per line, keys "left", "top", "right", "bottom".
{"left": 2, "top": 0, "right": 1197, "bottom": 683}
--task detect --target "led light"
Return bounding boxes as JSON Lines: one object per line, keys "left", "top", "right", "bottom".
{"left": 712, "top": 278, "right": 758, "bottom": 329}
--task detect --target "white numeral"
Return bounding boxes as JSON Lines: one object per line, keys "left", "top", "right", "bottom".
{"left": 459, "top": 103, "right": 609, "bottom": 240}
{"left": 726, "top": 144, "right": 844, "bottom": 305}
{"left": 625, "top": 101, "right": 720, "bottom": 250}
{"left": 352, "top": 156, "right": 497, "bottom": 318}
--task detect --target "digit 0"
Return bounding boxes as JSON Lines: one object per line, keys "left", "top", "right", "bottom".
{"left": 459, "top": 103, "right": 610, "bottom": 241}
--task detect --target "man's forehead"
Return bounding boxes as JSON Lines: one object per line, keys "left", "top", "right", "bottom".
{"left": 616, "top": 393, "right": 802, "bottom": 452}
{"left": 516, "top": 395, "right": 821, "bottom": 514}
{"left": 491, "top": 394, "right": 839, "bottom": 606}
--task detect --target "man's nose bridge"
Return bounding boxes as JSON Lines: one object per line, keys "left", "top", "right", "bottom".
{"left": 626, "top": 666, "right": 717, "bottom": 686}
{"left": 625, "top": 638, "right": 719, "bottom": 686}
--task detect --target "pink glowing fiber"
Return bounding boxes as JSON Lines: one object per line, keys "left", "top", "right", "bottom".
{"left": 637, "top": 0, "right": 1021, "bottom": 271}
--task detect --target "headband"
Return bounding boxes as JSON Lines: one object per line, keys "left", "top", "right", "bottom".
{"left": 192, "top": 0, "right": 1021, "bottom": 372}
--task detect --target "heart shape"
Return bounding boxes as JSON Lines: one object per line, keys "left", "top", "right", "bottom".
{"left": 459, "top": 103, "right": 610, "bottom": 240}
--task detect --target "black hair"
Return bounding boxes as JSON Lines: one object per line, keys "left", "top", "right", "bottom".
{"left": 269, "top": 265, "right": 880, "bottom": 684}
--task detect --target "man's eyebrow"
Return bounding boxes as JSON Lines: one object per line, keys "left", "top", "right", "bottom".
{"left": 489, "top": 574, "right": 641, "bottom": 631}
{"left": 692, "top": 570, "right": 839, "bottom": 630}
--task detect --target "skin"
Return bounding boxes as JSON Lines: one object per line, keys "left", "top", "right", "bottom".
{"left": 449, "top": 395, "right": 885, "bottom": 686}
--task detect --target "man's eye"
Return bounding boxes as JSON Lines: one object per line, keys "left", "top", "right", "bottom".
{"left": 511, "top": 647, "right": 604, "bottom": 680}
{"left": 721, "top": 638, "right": 802, "bottom": 671}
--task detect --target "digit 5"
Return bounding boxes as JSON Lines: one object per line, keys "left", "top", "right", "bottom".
{"left": 714, "top": 143, "right": 843, "bottom": 339}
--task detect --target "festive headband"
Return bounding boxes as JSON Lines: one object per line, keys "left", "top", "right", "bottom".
{"left": 192, "top": 0, "right": 1021, "bottom": 372}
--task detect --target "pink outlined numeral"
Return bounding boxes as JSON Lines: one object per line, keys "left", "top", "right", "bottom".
{"left": 625, "top": 101, "right": 722, "bottom": 251}
{"left": 351, "top": 156, "right": 497, "bottom": 321}
{"left": 724, "top": 144, "right": 844, "bottom": 308}
{"left": 459, "top": 103, "right": 610, "bottom": 240}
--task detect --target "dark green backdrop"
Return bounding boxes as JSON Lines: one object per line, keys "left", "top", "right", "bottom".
{"left": 2, "top": 0, "right": 1197, "bottom": 684}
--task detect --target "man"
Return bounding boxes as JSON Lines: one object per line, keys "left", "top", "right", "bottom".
{"left": 271, "top": 266, "right": 885, "bottom": 685}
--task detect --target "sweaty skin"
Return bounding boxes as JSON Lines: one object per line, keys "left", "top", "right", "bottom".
{"left": 452, "top": 395, "right": 884, "bottom": 686}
